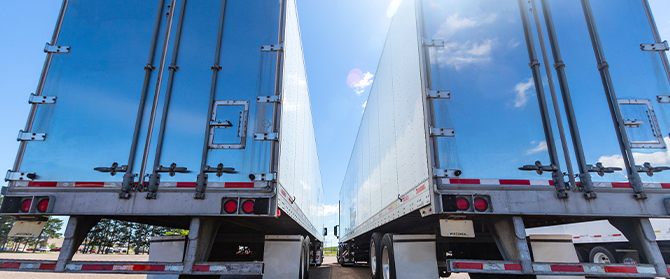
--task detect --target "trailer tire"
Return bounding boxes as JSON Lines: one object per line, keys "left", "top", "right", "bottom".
{"left": 380, "top": 234, "right": 396, "bottom": 279}
{"left": 299, "top": 242, "right": 305, "bottom": 279}
{"left": 370, "top": 233, "right": 383, "bottom": 279}
{"left": 303, "top": 238, "right": 310, "bottom": 279}
{"left": 590, "top": 246, "right": 617, "bottom": 264}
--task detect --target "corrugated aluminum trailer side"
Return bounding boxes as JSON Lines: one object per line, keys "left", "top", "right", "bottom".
{"left": 0, "top": 0, "right": 323, "bottom": 277}
{"left": 336, "top": 0, "right": 670, "bottom": 278}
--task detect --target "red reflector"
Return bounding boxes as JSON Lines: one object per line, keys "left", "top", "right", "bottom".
{"left": 20, "top": 199, "right": 32, "bottom": 212}
{"left": 611, "top": 182, "right": 631, "bottom": 188}
{"left": 81, "top": 264, "right": 114, "bottom": 271}
{"left": 0, "top": 262, "right": 21, "bottom": 269}
{"left": 242, "top": 200, "right": 255, "bottom": 214}
{"left": 454, "top": 262, "right": 483, "bottom": 270}
{"left": 37, "top": 199, "right": 49, "bottom": 213}
{"left": 473, "top": 197, "right": 488, "bottom": 211}
{"left": 39, "top": 263, "right": 56, "bottom": 270}
{"left": 277, "top": 209, "right": 281, "bottom": 217}
{"left": 604, "top": 266, "right": 637, "bottom": 273}
{"left": 193, "top": 265, "right": 210, "bottom": 272}
{"left": 176, "top": 182, "right": 196, "bottom": 188}
{"left": 132, "top": 265, "right": 165, "bottom": 271}
{"left": 223, "top": 200, "right": 238, "bottom": 214}
{"left": 505, "top": 264, "right": 522, "bottom": 271}
{"left": 28, "top": 182, "right": 58, "bottom": 187}
{"left": 456, "top": 198, "right": 469, "bottom": 211}
{"left": 551, "top": 265, "right": 584, "bottom": 272}
{"left": 449, "top": 179, "right": 480, "bottom": 185}
{"left": 499, "top": 179, "right": 531, "bottom": 185}
{"left": 225, "top": 182, "right": 254, "bottom": 188}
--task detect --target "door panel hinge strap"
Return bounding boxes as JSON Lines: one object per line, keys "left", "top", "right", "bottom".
{"left": 427, "top": 90, "right": 450, "bottom": 99}
{"left": 261, "top": 44, "right": 283, "bottom": 52}
{"left": 641, "top": 41, "right": 669, "bottom": 52}
{"left": 254, "top": 133, "right": 278, "bottom": 141}
{"left": 433, "top": 168, "right": 462, "bottom": 178}
{"left": 17, "top": 130, "right": 45, "bottom": 141}
{"left": 252, "top": 173, "right": 276, "bottom": 181}
{"left": 44, "top": 43, "right": 70, "bottom": 53}
{"left": 29, "top": 93, "right": 56, "bottom": 104}
{"left": 423, "top": 38, "right": 445, "bottom": 47}
{"left": 430, "top": 127, "right": 454, "bottom": 137}
{"left": 5, "top": 170, "right": 36, "bottom": 181}
{"left": 257, "top": 95, "right": 280, "bottom": 103}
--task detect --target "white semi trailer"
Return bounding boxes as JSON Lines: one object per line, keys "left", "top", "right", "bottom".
{"left": 335, "top": 0, "right": 670, "bottom": 278}
{"left": 527, "top": 219, "right": 670, "bottom": 264}
{"left": 0, "top": 0, "right": 324, "bottom": 278}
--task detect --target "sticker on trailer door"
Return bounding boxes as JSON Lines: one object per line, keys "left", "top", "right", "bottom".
{"left": 440, "top": 219, "right": 475, "bottom": 238}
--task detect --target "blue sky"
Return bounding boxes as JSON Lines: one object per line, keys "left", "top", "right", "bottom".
{"left": 0, "top": 0, "right": 669, "bottom": 246}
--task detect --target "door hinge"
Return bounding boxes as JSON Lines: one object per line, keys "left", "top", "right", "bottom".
{"left": 28, "top": 93, "right": 56, "bottom": 104}
{"left": 261, "top": 44, "right": 283, "bottom": 52}
{"left": 423, "top": 38, "right": 445, "bottom": 47}
{"left": 640, "top": 41, "right": 669, "bottom": 52}
{"left": 254, "top": 133, "right": 278, "bottom": 141}
{"left": 251, "top": 173, "right": 276, "bottom": 181}
{"left": 430, "top": 127, "right": 454, "bottom": 137}
{"left": 657, "top": 95, "right": 670, "bottom": 103}
{"left": 427, "top": 90, "right": 450, "bottom": 99}
{"left": 44, "top": 43, "right": 70, "bottom": 53}
{"left": 257, "top": 95, "right": 280, "bottom": 103}
{"left": 17, "top": 130, "right": 46, "bottom": 141}
{"left": 433, "top": 168, "right": 462, "bottom": 178}
{"left": 5, "top": 170, "right": 36, "bottom": 182}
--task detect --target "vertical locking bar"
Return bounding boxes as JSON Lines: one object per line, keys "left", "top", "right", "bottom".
{"left": 137, "top": 0, "right": 178, "bottom": 188}
{"left": 517, "top": 0, "right": 568, "bottom": 198}
{"left": 270, "top": 0, "right": 287, "bottom": 180}
{"left": 581, "top": 0, "right": 645, "bottom": 198}
{"left": 540, "top": 0, "right": 595, "bottom": 198}
{"left": 146, "top": 0, "right": 188, "bottom": 199}
{"left": 529, "top": 0, "right": 578, "bottom": 194}
{"left": 196, "top": 0, "right": 228, "bottom": 199}
{"left": 120, "top": 0, "right": 167, "bottom": 199}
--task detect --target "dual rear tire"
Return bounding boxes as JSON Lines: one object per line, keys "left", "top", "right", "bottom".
{"left": 370, "top": 233, "right": 396, "bottom": 279}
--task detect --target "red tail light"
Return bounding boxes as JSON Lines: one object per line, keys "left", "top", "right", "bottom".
{"left": 223, "top": 200, "right": 238, "bottom": 214}
{"left": 456, "top": 198, "right": 470, "bottom": 211}
{"left": 242, "top": 200, "right": 255, "bottom": 214}
{"left": 20, "top": 199, "right": 32, "bottom": 213}
{"left": 37, "top": 199, "right": 49, "bottom": 213}
{"left": 474, "top": 197, "right": 488, "bottom": 212}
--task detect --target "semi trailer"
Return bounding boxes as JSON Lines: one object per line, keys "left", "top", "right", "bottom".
{"left": 336, "top": 0, "right": 670, "bottom": 278}
{"left": 0, "top": 0, "right": 325, "bottom": 278}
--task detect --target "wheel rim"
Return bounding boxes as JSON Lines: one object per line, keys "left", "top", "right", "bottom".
{"left": 593, "top": 252, "right": 611, "bottom": 264}
{"left": 382, "top": 246, "right": 390, "bottom": 279}
{"left": 371, "top": 240, "right": 377, "bottom": 276}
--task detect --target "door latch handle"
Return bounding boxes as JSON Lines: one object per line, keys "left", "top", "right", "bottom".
{"left": 154, "top": 163, "right": 188, "bottom": 177}
{"left": 587, "top": 162, "right": 622, "bottom": 177}
{"left": 636, "top": 162, "right": 670, "bottom": 177}
{"left": 203, "top": 163, "right": 237, "bottom": 177}
{"left": 519, "top": 161, "right": 557, "bottom": 175}
{"left": 94, "top": 162, "right": 128, "bottom": 176}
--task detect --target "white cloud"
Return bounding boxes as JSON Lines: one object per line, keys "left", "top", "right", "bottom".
{"left": 354, "top": 72, "right": 374, "bottom": 95}
{"left": 433, "top": 13, "right": 498, "bottom": 69}
{"left": 386, "top": 0, "right": 403, "bottom": 18}
{"left": 514, "top": 78, "right": 534, "bottom": 108}
{"left": 323, "top": 204, "right": 338, "bottom": 216}
{"left": 598, "top": 137, "right": 670, "bottom": 172}
{"left": 525, "top": 141, "right": 548, "bottom": 155}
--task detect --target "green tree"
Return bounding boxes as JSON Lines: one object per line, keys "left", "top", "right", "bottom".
{"left": 0, "top": 197, "right": 16, "bottom": 249}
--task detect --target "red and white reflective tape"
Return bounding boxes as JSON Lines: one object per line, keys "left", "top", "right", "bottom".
{"left": 442, "top": 179, "right": 554, "bottom": 186}
{"left": 0, "top": 261, "right": 56, "bottom": 270}
{"left": 15, "top": 181, "right": 258, "bottom": 188}
{"left": 65, "top": 263, "right": 183, "bottom": 272}
{"left": 449, "top": 260, "right": 660, "bottom": 276}
{"left": 15, "top": 181, "right": 120, "bottom": 188}
{"left": 442, "top": 179, "right": 670, "bottom": 189}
